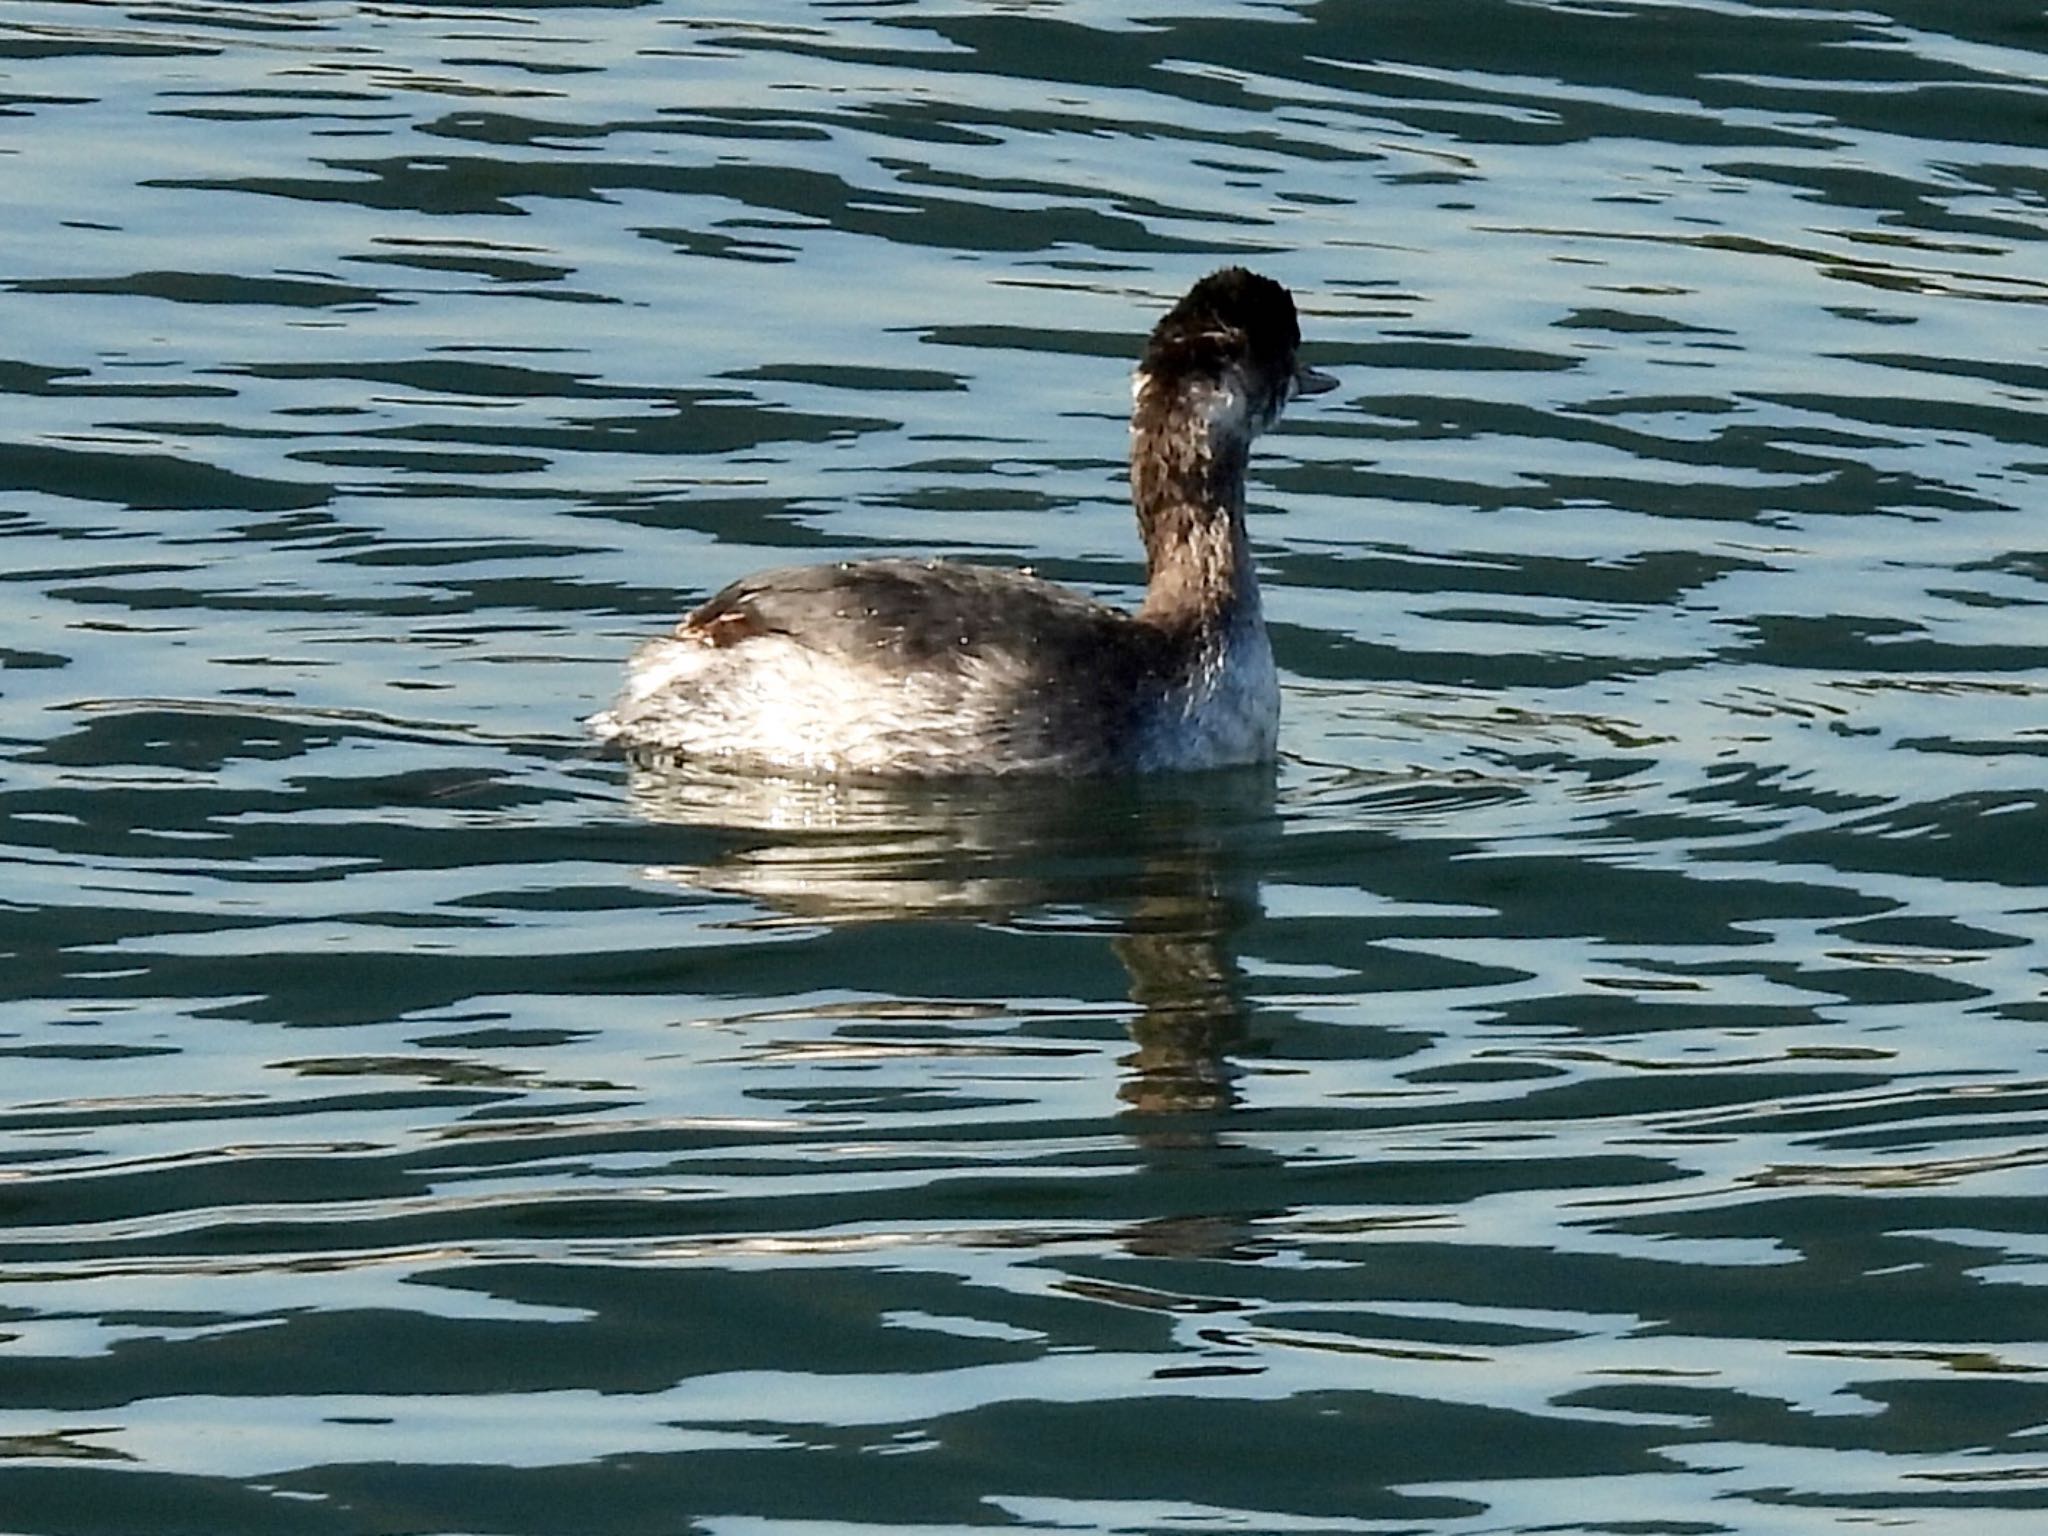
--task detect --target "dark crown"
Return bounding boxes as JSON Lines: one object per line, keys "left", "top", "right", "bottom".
{"left": 1140, "top": 268, "right": 1302, "bottom": 383}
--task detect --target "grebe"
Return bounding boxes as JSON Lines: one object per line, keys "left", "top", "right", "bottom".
{"left": 589, "top": 267, "right": 1335, "bottom": 776}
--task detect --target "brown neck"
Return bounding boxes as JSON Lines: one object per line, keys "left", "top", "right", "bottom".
{"left": 1129, "top": 385, "right": 1257, "bottom": 634}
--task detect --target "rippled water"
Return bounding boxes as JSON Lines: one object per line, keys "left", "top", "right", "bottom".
{"left": 4, "top": 2, "right": 2047, "bottom": 1531}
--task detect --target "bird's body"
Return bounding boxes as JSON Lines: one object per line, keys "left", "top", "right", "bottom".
{"left": 589, "top": 268, "right": 1333, "bottom": 777}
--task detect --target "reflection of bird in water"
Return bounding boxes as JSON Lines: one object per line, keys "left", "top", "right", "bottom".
{"left": 616, "top": 757, "right": 1267, "bottom": 1115}
{"left": 1116, "top": 852, "right": 1253, "bottom": 1117}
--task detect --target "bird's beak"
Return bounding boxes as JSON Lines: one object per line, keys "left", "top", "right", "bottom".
{"left": 1293, "top": 363, "right": 1339, "bottom": 398}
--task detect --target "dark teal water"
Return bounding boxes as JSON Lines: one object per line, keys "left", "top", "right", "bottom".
{"left": 4, "top": 2, "right": 2047, "bottom": 1532}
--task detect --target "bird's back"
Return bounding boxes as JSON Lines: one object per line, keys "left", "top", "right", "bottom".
{"left": 590, "top": 559, "right": 1176, "bottom": 776}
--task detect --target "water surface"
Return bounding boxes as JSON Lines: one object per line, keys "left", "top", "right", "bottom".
{"left": 3, "top": 2, "right": 2047, "bottom": 1532}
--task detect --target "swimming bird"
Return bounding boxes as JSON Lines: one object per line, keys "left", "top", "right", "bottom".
{"left": 589, "top": 267, "right": 1335, "bottom": 776}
